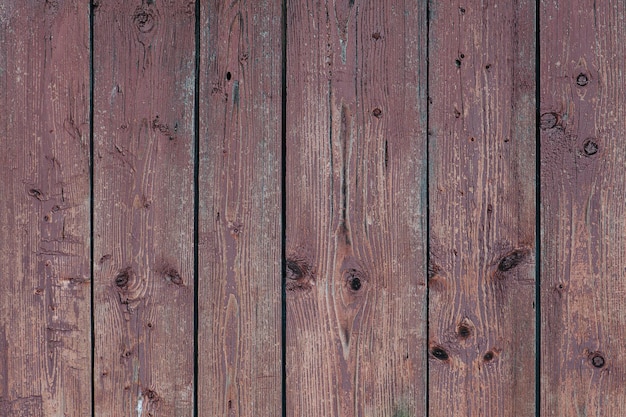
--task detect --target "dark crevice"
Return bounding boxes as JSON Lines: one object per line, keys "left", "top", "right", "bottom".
{"left": 535, "top": 0, "right": 541, "bottom": 415}
{"left": 89, "top": 1, "right": 95, "bottom": 416}
{"left": 193, "top": 0, "right": 200, "bottom": 416}
{"left": 281, "top": 0, "right": 288, "bottom": 417}
{"left": 425, "top": 1, "right": 431, "bottom": 417}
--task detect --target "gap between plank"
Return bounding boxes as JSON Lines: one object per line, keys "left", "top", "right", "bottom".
{"left": 534, "top": 0, "right": 541, "bottom": 415}
{"left": 280, "top": 0, "right": 288, "bottom": 416}
{"left": 89, "top": 1, "right": 95, "bottom": 416}
{"left": 193, "top": 0, "right": 201, "bottom": 416}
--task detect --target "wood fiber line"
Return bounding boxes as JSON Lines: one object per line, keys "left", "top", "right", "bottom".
{"left": 93, "top": 0, "right": 196, "bottom": 415}
{"left": 198, "top": 1, "right": 283, "bottom": 416}
{"left": 285, "top": 1, "right": 428, "bottom": 416}
{"left": 428, "top": 1, "right": 536, "bottom": 415}
{"left": 0, "top": 1, "right": 91, "bottom": 415}
{"left": 541, "top": 0, "right": 626, "bottom": 414}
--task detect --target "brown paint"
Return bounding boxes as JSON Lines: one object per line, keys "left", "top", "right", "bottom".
{"left": 541, "top": 0, "right": 626, "bottom": 413}
{"left": 285, "top": 1, "right": 427, "bottom": 416}
{"left": 429, "top": 0, "right": 536, "bottom": 415}
{"left": 197, "top": 1, "right": 283, "bottom": 416}
{"left": 0, "top": 1, "right": 91, "bottom": 415}
{"left": 93, "top": 0, "right": 195, "bottom": 415}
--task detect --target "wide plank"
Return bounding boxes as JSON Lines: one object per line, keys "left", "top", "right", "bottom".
{"left": 0, "top": 1, "right": 91, "bottom": 415}
{"left": 428, "top": 1, "right": 536, "bottom": 415}
{"left": 93, "top": 0, "right": 196, "bottom": 415}
{"left": 197, "top": 1, "right": 283, "bottom": 416}
{"left": 540, "top": 0, "right": 626, "bottom": 414}
{"left": 285, "top": 1, "right": 428, "bottom": 416}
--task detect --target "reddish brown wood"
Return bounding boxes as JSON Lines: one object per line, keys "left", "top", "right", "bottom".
{"left": 93, "top": 1, "right": 196, "bottom": 415}
{"left": 285, "top": 1, "right": 428, "bottom": 415}
{"left": 428, "top": 1, "right": 536, "bottom": 415}
{"left": 197, "top": 1, "right": 283, "bottom": 416}
{"left": 0, "top": 1, "right": 91, "bottom": 415}
{"left": 540, "top": 0, "right": 626, "bottom": 414}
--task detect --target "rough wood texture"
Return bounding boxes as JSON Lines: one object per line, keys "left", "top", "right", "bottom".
{"left": 197, "top": 1, "right": 283, "bottom": 416}
{"left": 0, "top": 1, "right": 91, "bottom": 415}
{"left": 285, "top": 1, "right": 427, "bottom": 416}
{"left": 540, "top": 1, "right": 626, "bottom": 414}
{"left": 93, "top": 0, "right": 195, "bottom": 415}
{"left": 428, "top": 1, "right": 536, "bottom": 415}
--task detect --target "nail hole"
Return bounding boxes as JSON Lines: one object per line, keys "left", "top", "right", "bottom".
{"left": 457, "top": 325, "right": 471, "bottom": 339}
{"left": 459, "top": 7, "right": 465, "bottom": 14}
{"left": 460, "top": 53, "right": 465, "bottom": 59}
{"left": 455, "top": 59, "right": 461, "bottom": 68}
{"left": 430, "top": 346, "right": 449, "bottom": 360}
{"left": 583, "top": 139, "right": 598, "bottom": 156}
{"left": 373, "top": 108, "right": 382, "bottom": 118}
{"left": 591, "top": 353, "right": 605, "bottom": 368}
{"left": 540, "top": 112, "right": 558, "bottom": 130}
{"left": 344, "top": 268, "right": 366, "bottom": 292}
{"left": 576, "top": 73, "right": 589, "bottom": 86}
{"left": 28, "top": 188, "right": 44, "bottom": 201}
{"left": 484, "top": 351, "right": 494, "bottom": 361}
{"left": 372, "top": 32, "right": 381, "bottom": 40}
{"left": 226, "top": 72, "right": 232, "bottom": 81}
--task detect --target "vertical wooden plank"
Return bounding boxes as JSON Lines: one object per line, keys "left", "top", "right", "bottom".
{"left": 541, "top": 1, "right": 626, "bottom": 414}
{"left": 93, "top": 0, "right": 195, "bottom": 415}
{"left": 198, "top": 1, "right": 283, "bottom": 416}
{"left": 428, "top": 1, "right": 536, "bottom": 416}
{"left": 0, "top": 1, "right": 91, "bottom": 415}
{"left": 285, "top": 1, "right": 427, "bottom": 416}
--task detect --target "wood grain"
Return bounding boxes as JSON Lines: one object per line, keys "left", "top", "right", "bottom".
{"left": 428, "top": 1, "right": 536, "bottom": 415}
{"left": 93, "top": 0, "right": 196, "bottom": 415}
{"left": 0, "top": 1, "right": 91, "bottom": 415}
{"left": 540, "top": 0, "right": 626, "bottom": 414}
{"left": 197, "top": 1, "right": 283, "bottom": 416}
{"left": 285, "top": 1, "right": 427, "bottom": 416}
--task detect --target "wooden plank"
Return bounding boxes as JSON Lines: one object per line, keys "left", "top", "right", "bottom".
{"left": 0, "top": 1, "right": 91, "bottom": 415}
{"left": 197, "top": 1, "right": 283, "bottom": 416}
{"left": 285, "top": 1, "right": 427, "bottom": 416}
{"left": 428, "top": 1, "right": 536, "bottom": 415}
{"left": 92, "top": 0, "right": 196, "bottom": 415}
{"left": 540, "top": 1, "right": 626, "bottom": 414}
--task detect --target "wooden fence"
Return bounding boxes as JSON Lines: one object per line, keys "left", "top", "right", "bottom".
{"left": 1, "top": 0, "right": 624, "bottom": 415}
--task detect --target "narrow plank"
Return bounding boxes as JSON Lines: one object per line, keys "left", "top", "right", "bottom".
{"left": 93, "top": 0, "right": 196, "bottom": 415}
{"left": 0, "top": 1, "right": 91, "bottom": 415}
{"left": 428, "top": 1, "right": 536, "bottom": 415}
{"left": 197, "top": 1, "right": 283, "bottom": 416}
{"left": 540, "top": 0, "right": 626, "bottom": 414}
{"left": 285, "top": 1, "right": 427, "bottom": 416}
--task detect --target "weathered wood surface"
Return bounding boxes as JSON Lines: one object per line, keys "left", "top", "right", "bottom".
{"left": 92, "top": 0, "right": 195, "bottom": 415}
{"left": 197, "top": 1, "right": 283, "bottom": 416}
{"left": 0, "top": 1, "right": 92, "bottom": 416}
{"left": 540, "top": 0, "right": 626, "bottom": 415}
{"left": 285, "top": 1, "right": 428, "bottom": 416}
{"left": 428, "top": 1, "right": 536, "bottom": 416}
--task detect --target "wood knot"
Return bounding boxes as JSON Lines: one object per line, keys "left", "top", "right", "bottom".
{"left": 497, "top": 248, "right": 530, "bottom": 272}
{"left": 133, "top": 6, "right": 156, "bottom": 33}
{"left": 114, "top": 267, "right": 133, "bottom": 288}
{"left": 285, "top": 256, "right": 315, "bottom": 292}
{"left": 429, "top": 345, "right": 449, "bottom": 361}
{"left": 343, "top": 268, "right": 366, "bottom": 292}
{"left": 158, "top": 263, "right": 183, "bottom": 286}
